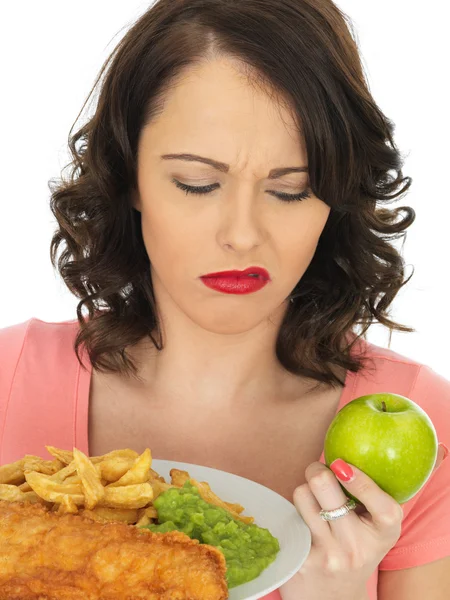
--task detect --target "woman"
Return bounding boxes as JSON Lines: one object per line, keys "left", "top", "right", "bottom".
{"left": 1, "top": 1, "right": 449, "bottom": 598}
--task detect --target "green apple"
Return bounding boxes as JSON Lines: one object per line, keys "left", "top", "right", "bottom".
{"left": 324, "top": 393, "right": 438, "bottom": 504}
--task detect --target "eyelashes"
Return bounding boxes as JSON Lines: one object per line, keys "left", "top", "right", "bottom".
{"left": 172, "top": 179, "right": 311, "bottom": 203}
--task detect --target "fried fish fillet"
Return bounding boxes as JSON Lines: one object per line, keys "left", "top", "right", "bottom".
{"left": 0, "top": 500, "right": 228, "bottom": 600}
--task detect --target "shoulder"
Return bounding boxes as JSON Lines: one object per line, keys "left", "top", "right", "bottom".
{"left": 0, "top": 318, "right": 86, "bottom": 463}
{"left": 353, "top": 336, "right": 450, "bottom": 436}
{"left": 0, "top": 316, "right": 87, "bottom": 422}
{"left": 358, "top": 336, "right": 450, "bottom": 393}
{"left": 0, "top": 316, "right": 79, "bottom": 338}
{"left": 0, "top": 317, "right": 83, "bottom": 392}
{"left": 0, "top": 316, "right": 80, "bottom": 350}
{"left": 352, "top": 333, "right": 428, "bottom": 370}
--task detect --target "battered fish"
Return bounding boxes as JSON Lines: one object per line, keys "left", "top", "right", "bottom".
{"left": 0, "top": 500, "right": 229, "bottom": 600}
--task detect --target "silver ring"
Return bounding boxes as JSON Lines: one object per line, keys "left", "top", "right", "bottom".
{"left": 319, "top": 498, "right": 357, "bottom": 521}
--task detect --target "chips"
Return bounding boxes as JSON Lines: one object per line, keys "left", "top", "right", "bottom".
{"left": 23, "top": 455, "right": 65, "bottom": 475}
{"left": 107, "top": 448, "right": 152, "bottom": 488}
{"left": 0, "top": 459, "right": 26, "bottom": 486}
{"left": 57, "top": 494, "right": 79, "bottom": 515}
{"left": 82, "top": 506, "right": 140, "bottom": 524}
{"left": 136, "top": 505, "right": 158, "bottom": 527}
{"left": 24, "top": 470, "right": 85, "bottom": 505}
{"left": 0, "top": 446, "right": 254, "bottom": 527}
{"left": 72, "top": 448, "right": 105, "bottom": 510}
{"left": 170, "top": 469, "right": 254, "bottom": 524}
{"left": 0, "top": 484, "right": 45, "bottom": 505}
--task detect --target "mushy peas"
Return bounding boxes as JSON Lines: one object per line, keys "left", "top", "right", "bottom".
{"left": 142, "top": 481, "right": 280, "bottom": 588}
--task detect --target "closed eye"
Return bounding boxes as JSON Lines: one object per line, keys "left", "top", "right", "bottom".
{"left": 172, "top": 179, "right": 311, "bottom": 203}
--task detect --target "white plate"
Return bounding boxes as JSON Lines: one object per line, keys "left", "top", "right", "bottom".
{"left": 151, "top": 459, "right": 311, "bottom": 600}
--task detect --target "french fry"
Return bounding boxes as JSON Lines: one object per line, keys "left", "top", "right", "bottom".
{"left": 198, "top": 480, "right": 254, "bottom": 524}
{"left": 26, "top": 471, "right": 83, "bottom": 495}
{"left": 90, "top": 449, "right": 139, "bottom": 464}
{"left": 24, "top": 456, "right": 64, "bottom": 475}
{"left": 170, "top": 469, "right": 254, "bottom": 524}
{"left": 225, "top": 501, "right": 245, "bottom": 513}
{"left": 0, "top": 459, "right": 25, "bottom": 485}
{"left": 57, "top": 494, "right": 79, "bottom": 515}
{"left": 135, "top": 514, "right": 150, "bottom": 527}
{"left": 21, "top": 491, "right": 49, "bottom": 505}
{"left": 82, "top": 506, "right": 139, "bottom": 524}
{"left": 170, "top": 469, "right": 190, "bottom": 488}
{"left": 45, "top": 446, "right": 74, "bottom": 465}
{"left": 0, "top": 483, "right": 28, "bottom": 502}
{"left": 108, "top": 448, "right": 152, "bottom": 487}
{"left": 62, "top": 474, "right": 82, "bottom": 485}
{"left": 18, "top": 482, "right": 33, "bottom": 492}
{"left": 45, "top": 446, "right": 139, "bottom": 466}
{"left": 136, "top": 505, "right": 158, "bottom": 527}
{"left": 201, "top": 481, "right": 245, "bottom": 514}
{"left": 73, "top": 448, "right": 105, "bottom": 510}
{"left": 48, "top": 461, "right": 78, "bottom": 483}
{"left": 0, "top": 484, "right": 45, "bottom": 505}
{"left": 55, "top": 462, "right": 100, "bottom": 484}
{"left": 149, "top": 468, "right": 166, "bottom": 483}
{"left": 25, "top": 470, "right": 85, "bottom": 505}
{"left": 97, "top": 457, "right": 134, "bottom": 483}
{"left": 101, "top": 483, "right": 154, "bottom": 509}
{"left": 151, "top": 479, "right": 174, "bottom": 499}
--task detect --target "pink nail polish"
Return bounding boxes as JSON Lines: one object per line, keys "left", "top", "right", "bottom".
{"left": 330, "top": 459, "right": 354, "bottom": 482}
{"left": 439, "top": 443, "right": 449, "bottom": 460}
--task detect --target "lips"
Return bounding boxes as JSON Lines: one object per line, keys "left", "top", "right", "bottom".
{"left": 200, "top": 267, "right": 270, "bottom": 295}
{"left": 201, "top": 267, "right": 271, "bottom": 280}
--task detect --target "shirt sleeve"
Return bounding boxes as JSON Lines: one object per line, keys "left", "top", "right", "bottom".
{"left": 378, "top": 365, "right": 450, "bottom": 570}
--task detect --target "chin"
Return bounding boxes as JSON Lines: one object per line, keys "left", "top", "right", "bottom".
{"left": 192, "top": 307, "right": 279, "bottom": 336}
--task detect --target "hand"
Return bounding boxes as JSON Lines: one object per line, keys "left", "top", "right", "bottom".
{"left": 280, "top": 442, "right": 448, "bottom": 600}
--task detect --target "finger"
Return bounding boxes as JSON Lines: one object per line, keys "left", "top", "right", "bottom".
{"left": 305, "top": 462, "right": 359, "bottom": 537}
{"left": 329, "top": 459, "right": 403, "bottom": 534}
{"left": 293, "top": 482, "right": 333, "bottom": 543}
{"left": 433, "top": 443, "right": 449, "bottom": 471}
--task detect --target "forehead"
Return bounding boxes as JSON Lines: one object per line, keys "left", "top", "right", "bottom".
{"left": 139, "top": 58, "right": 306, "bottom": 166}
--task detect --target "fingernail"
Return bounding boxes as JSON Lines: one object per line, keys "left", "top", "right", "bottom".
{"left": 439, "top": 443, "right": 449, "bottom": 461}
{"left": 330, "top": 459, "right": 355, "bottom": 482}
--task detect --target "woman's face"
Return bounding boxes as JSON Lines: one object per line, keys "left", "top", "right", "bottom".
{"left": 133, "top": 57, "right": 331, "bottom": 335}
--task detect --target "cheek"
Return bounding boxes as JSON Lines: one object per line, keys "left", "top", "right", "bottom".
{"left": 140, "top": 207, "right": 199, "bottom": 269}
{"left": 284, "top": 237, "right": 317, "bottom": 274}
{"left": 282, "top": 210, "right": 329, "bottom": 267}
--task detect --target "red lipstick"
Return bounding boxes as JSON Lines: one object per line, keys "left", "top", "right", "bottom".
{"left": 200, "top": 267, "right": 271, "bottom": 295}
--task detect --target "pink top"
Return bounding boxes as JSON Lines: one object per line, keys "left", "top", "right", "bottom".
{"left": 1, "top": 317, "right": 450, "bottom": 600}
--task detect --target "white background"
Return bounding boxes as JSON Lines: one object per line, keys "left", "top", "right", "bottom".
{"left": 1, "top": 1, "right": 448, "bottom": 378}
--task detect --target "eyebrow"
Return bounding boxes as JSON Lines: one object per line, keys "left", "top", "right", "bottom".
{"left": 160, "top": 153, "right": 308, "bottom": 179}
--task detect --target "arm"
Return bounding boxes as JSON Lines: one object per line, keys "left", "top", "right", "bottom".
{"left": 378, "top": 556, "right": 450, "bottom": 600}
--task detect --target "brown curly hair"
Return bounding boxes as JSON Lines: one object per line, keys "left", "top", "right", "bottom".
{"left": 49, "top": 0, "right": 415, "bottom": 389}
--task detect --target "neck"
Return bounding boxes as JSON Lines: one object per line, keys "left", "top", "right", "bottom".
{"left": 124, "top": 292, "right": 316, "bottom": 405}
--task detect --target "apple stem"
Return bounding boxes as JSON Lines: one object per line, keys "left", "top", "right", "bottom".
{"left": 381, "top": 401, "right": 387, "bottom": 412}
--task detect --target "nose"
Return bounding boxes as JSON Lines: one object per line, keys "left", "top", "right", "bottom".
{"left": 217, "top": 186, "right": 265, "bottom": 253}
